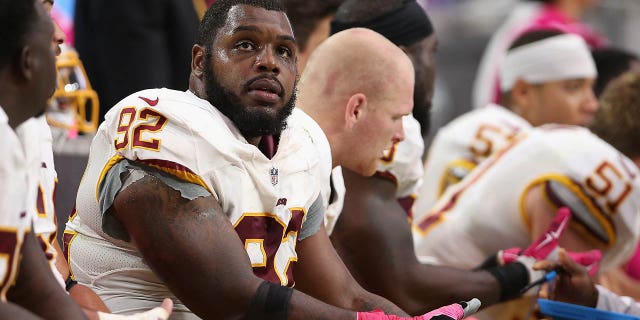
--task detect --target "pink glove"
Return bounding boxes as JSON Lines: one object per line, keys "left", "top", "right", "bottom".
{"left": 566, "top": 249, "right": 601, "bottom": 276}
{"left": 500, "top": 207, "right": 572, "bottom": 265}
{"left": 357, "top": 298, "right": 481, "bottom": 320}
{"left": 498, "top": 207, "right": 602, "bottom": 275}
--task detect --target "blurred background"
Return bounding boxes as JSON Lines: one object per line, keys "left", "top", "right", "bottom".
{"left": 49, "top": 0, "right": 640, "bottom": 238}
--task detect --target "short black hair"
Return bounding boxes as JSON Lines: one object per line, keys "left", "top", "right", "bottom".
{"left": 592, "top": 47, "right": 639, "bottom": 97}
{"left": 284, "top": 0, "right": 343, "bottom": 50}
{"left": 0, "top": 0, "right": 38, "bottom": 69}
{"left": 333, "top": 0, "right": 405, "bottom": 23}
{"left": 197, "top": 0, "right": 286, "bottom": 52}
{"left": 508, "top": 29, "right": 565, "bottom": 51}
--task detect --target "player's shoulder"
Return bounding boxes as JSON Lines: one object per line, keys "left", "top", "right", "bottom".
{"left": 287, "top": 109, "right": 327, "bottom": 145}
{"left": 97, "top": 88, "right": 244, "bottom": 167}
{"left": 531, "top": 125, "right": 608, "bottom": 151}
{"left": 438, "top": 104, "right": 529, "bottom": 137}
{"left": 103, "top": 88, "right": 234, "bottom": 138}
{"left": 282, "top": 108, "right": 331, "bottom": 174}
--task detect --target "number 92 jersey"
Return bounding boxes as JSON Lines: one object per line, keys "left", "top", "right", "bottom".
{"left": 413, "top": 125, "right": 640, "bottom": 271}
{"left": 65, "top": 89, "right": 324, "bottom": 316}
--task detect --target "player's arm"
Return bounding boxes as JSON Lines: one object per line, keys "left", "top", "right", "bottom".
{"left": 108, "top": 171, "right": 356, "bottom": 320}
{"left": 331, "top": 168, "right": 501, "bottom": 315}
{"left": 599, "top": 267, "right": 640, "bottom": 301}
{"left": 8, "top": 229, "right": 88, "bottom": 320}
{"left": 294, "top": 220, "right": 409, "bottom": 316}
{"left": 0, "top": 301, "right": 44, "bottom": 319}
{"left": 52, "top": 238, "right": 111, "bottom": 314}
{"left": 524, "top": 183, "right": 606, "bottom": 253}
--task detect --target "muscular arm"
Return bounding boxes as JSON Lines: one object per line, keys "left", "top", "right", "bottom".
{"left": 110, "top": 174, "right": 356, "bottom": 320}
{"left": 525, "top": 184, "right": 606, "bottom": 252}
{"left": 0, "top": 301, "right": 43, "bottom": 319}
{"left": 7, "top": 229, "right": 88, "bottom": 320}
{"left": 331, "top": 168, "right": 501, "bottom": 315}
{"left": 294, "top": 223, "right": 408, "bottom": 316}
{"left": 52, "top": 238, "right": 110, "bottom": 315}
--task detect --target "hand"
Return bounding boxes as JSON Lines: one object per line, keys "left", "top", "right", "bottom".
{"left": 97, "top": 298, "right": 173, "bottom": 320}
{"left": 534, "top": 249, "right": 599, "bottom": 307}
{"left": 357, "top": 298, "right": 481, "bottom": 320}
{"left": 499, "top": 207, "right": 572, "bottom": 295}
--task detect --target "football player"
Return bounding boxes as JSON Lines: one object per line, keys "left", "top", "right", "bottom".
{"left": 8, "top": 1, "right": 173, "bottom": 319}
{"left": 413, "top": 72, "right": 640, "bottom": 319}
{"left": 64, "top": 1, "right": 476, "bottom": 319}
{"left": 295, "top": 0, "right": 583, "bottom": 315}
{"left": 417, "top": 30, "right": 599, "bottom": 215}
{"left": 0, "top": 0, "right": 165, "bottom": 318}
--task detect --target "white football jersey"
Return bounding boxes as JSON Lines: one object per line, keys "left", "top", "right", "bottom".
{"left": 0, "top": 107, "right": 32, "bottom": 300}
{"left": 15, "top": 116, "right": 59, "bottom": 270}
{"left": 375, "top": 115, "right": 425, "bottom": 219}
{"left": 324, "top": 167, "right": 346, "bottom": 235}
{"left": 414, "top": 125, "right": 640, "bottom": 320}
{"left": 322, "top": 115, "right": 424, "bottom": 235}
{"left": 413, "top": 126, "right": 640, "bottom": 272}
{"left": 65, "top": 89, "right": 324, "bottom": 318}
{"left": 286, "top": 108, "right": 343, "bottom": 233}
{"left": 415, "top": 104, "right": 531, "bottom": 218}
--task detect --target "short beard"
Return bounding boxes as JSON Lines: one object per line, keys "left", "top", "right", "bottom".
{"left": 203, "top": 57, "right": 297, "bottom": 139}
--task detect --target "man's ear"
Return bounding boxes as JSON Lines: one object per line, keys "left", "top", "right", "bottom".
{"left": 344, "top": 93, "right": 367, "bottom": 129}
{"left": 511, "top": 79, "right": 533, "bottom": 110}
{"left": 18, "top": 46, "right": 34, "bottom": 82}
{"left": 192, "top": 44, "right": 206, "bottom": 78}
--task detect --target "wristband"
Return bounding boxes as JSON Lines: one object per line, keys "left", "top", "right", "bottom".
{"left": 65, "top": 276, "right": 78, "bottom": 292}
{"left": 246, "top": 281, "right": 293, "bottom": 319}
{"left": 486, "top": 262, "right": 529, "bottom": 301}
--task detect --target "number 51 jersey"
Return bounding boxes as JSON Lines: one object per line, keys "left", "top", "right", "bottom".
{"left": 65, "top": 89, "right": 324, "bottom": 317}
{"left": 413, "top": 125, "right": 640, "bottom": 271}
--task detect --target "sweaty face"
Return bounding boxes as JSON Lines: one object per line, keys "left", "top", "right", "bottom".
{"left": 204, "top": 5, "right": 298, "bottom": 139}
{"left": 405, "top": 34, "right": 437, "bottom": 134}
{"left": 527, "top": 78, "right": 598, "bottom": 127}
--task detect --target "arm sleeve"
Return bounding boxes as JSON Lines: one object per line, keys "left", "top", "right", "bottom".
{"left": 298, "top": 194, "right": 324, "bottom": 241}
{"left": 98, "top": 159, "right": 211, "bottom": 241}
{"left": 595, "top": 285, "right": 640, "bottom": 316}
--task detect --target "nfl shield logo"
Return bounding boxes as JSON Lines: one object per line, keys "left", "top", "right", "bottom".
{"left": 270, "top": 167, "right": 279, "bottom": 186}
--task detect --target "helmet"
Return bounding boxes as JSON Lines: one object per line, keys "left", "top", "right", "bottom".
{"left": 47, "top": 45, "right": 99, "bottom": 134}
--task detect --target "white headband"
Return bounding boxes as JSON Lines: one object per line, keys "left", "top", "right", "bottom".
{"left": 500, "top": 34, "right": 597, "bottom": 91}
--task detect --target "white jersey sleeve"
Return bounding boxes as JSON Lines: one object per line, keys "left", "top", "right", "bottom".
{"left": 0, "top": 107, "right": 32, "bottom": 300}
{"left": 375, "top": 115, "right": 425, "bottom": 219}
{"left": 413, "top": 126, "right": 640, "bottom": 320}
{"left": 414, "top": 126, "right": 640, "bottom": 271}
{"left": 415, "top": 104, "right": 531, "bottom": 218}
{"left": 596, "top": 285, "right": 640, "bottom": 315}
{"left": 15, "top": 116, "right": 59, "bottom": 277}
{"left": 324, "top": 166, "right": 346, "bottom": 235}
{"left": 65, "top": 89, "right": 325, "bottom": 316}
{"left": 286, "top": 108, "right": 342, "bottom": 234}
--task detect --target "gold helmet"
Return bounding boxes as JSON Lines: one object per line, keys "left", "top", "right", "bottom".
{"left": 47, "top": 45, "right": 99, "bottom": 134}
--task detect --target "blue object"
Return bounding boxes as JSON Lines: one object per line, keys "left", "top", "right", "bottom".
{"left": 521, "top": 270, "right": 559, "bottom": 294}
{"left": 538, "top": 299, "right": 640, "bottom": 320}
